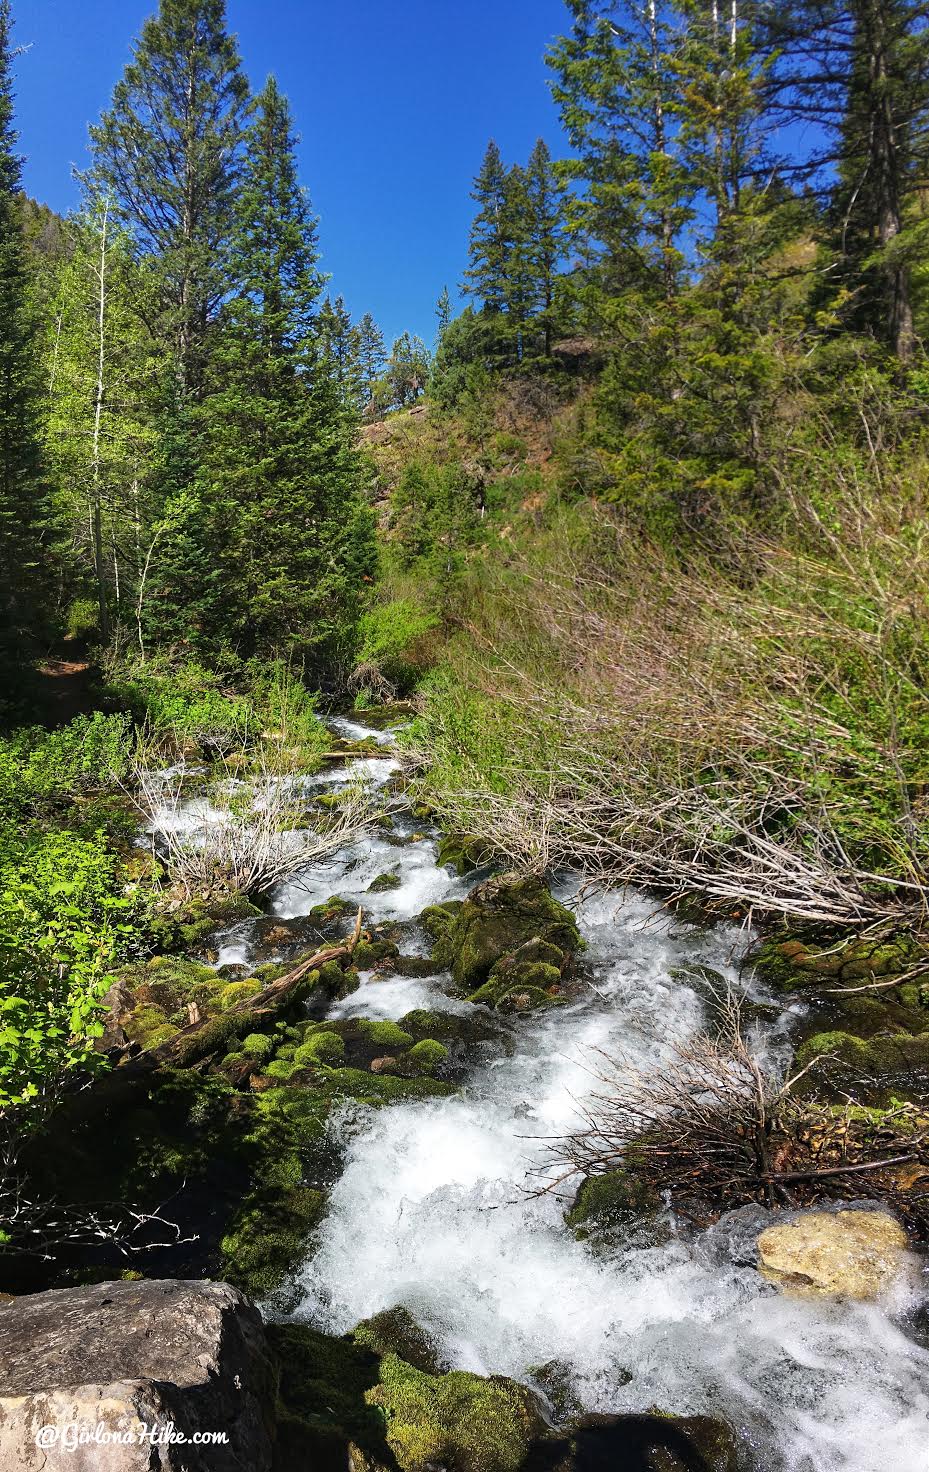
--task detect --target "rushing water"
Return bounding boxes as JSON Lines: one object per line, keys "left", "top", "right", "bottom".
{"left": 153, "top": 717, "right": 929, "bottom": 1471}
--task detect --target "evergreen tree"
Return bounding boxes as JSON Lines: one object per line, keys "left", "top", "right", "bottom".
{"left": 436, "top": 286, "right": 453, "bottom": 339}
{"left": 525, "top": 139, "right": 566, "bottom": 355}
{"left": 388, "top": 332, "right": 431, "bottom": 408}
{"left": 761, "top": 0, "right": 929, "bottom": 360}
{"left": 548, "top": 1, "right": 692, "bottom": 299}
{"left": 150, "top": 77, "right": 376, "bottom": 666}
{"left": 318, "top": 294, "right": 363, "bottom": 405}
{"left": 356, "top": 310, "right": 387, "bottom": 416}
{"left": 463, "top": 141, "right": 512, "bottom": 314}
{"left": 88, "top": 0, "right": 249, "bottom": 396}
{"left": 0, "top": 0, "right": 53, "bottom": 652}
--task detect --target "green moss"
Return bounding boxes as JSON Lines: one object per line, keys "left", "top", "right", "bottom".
{"left": 795, "top": 1028, "right": 929, "bottom": 1104}
{"left": 565, "top": 1168, "right": 661, "bottom": 1242}
{"left": 353, "top": 1308, "right": 445, "bottom": 1376}
{"left": 405, "top": 1039, "right": 449, "bottom": 1074}
{"left": 317, "top": 1068, "right": 453, "bottom": 1105}
{"left": 435, "top": 875, "right": 581, "bottom": 993}
{"left": 219, "top": 978, "right": 263, "bottom": 1010}
{"left": 392, "top": 956, "right": 440, "bottom": 979}
{"left": 242, "top": 1033, "right": 274, "bottom": 1061}
{"left": 399, "top": 1009, "right": 500, "bottom": 1045}
{"left": 355, "top": 938, "right": 402, "bottom": 967}
{"left": 356, "top": 1019, "right": 415, "bottom": 1049}
{"left": 368, "top": 871, "right": 402, "bottom": 892}
{"left": 368, "top": 1353, "right": 545, "bottom": 1472}
{"left": 294, "top": 1032, "right": 346, "bottom": 1067}
{"left": 418, "top": 903, "right": 462, "bottom": 943}
{"left": 221, "top": 1184, "right": 325, "bottom": 1297}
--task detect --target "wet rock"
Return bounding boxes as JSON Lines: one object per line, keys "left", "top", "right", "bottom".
{"left": 521, "top": 1413, "right": 740, "bottom": 1472}
{"left": 353, "top": 1307, "right": 446, "bottom": 1375}
{"left": 368, "top": 871, "right": 402, "bottom": 893}
{"left": 565, "top": 1169, "right": 663, "bottom": 1247}
{"left": 430, "top": 875, "right": 581, "bottom": 997}
{"left": 0, "top": 1279, "right": 276, "bottom": 1471}
{"left": 364, "top": 1353, "right": 548, "bottom": 1472}
{"left": 757, "top": 1207, "right": 911, "bottom": 1298}
{"left": 794, "top": 1029, "right": 929, "bottom": 1104}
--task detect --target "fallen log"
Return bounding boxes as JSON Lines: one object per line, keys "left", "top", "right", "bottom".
{"left": 120, "top": 908, "right": 363, "bottom": 1074}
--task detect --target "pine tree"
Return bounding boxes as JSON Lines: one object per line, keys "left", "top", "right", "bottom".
{"left": 436, "top": 286, "right": 453, "bottom": 339}
{"left": 318, "top": 294, "right": 363, "bottom": 406}
{"left": 152, "top": 77, "right": 376, "bottom": 666}
{"left": 761, "top": 0, "right": 929, "bottom": 359}
{"left": 388, "top": 332, "right": 431, "bottom": 408}
{"left": 525, "top": 139, "right": 566, "bottom": 355}
{"left": 0, "top": 0, "right": 53, "bottom": 652}
{"left": 548, "top": 1, "right": 692, "bottom": 299}
{"left": 88, "top": 0, "right": 249, "bottom": 396}
{"left": 357, "top": 311, "right": 387, "bottom": 404}
{"left": 463, "top": 141, "right": 512, "bottom": 314}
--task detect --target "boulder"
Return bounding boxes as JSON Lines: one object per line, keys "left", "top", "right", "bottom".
{"left": 520, "top": 1412, "right": 740, "bottom": 1472}
{"left": 0, "top": 1279, "right": 276, "bottom": 1471}
{"left": 431, "top": 875, "right": 580, "bottom": 997}
{"left": 756, "top": 1208, "right": 911, "bottom": 1298}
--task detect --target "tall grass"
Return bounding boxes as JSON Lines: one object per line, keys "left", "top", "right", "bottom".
{"left": 408, "top": 446, "right": 929, "bottom": 928}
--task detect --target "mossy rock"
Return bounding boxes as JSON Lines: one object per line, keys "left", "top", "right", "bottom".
{"left": 367, "top": 1352, "right": 547, "bottom": 1472}
{"left": 355, "top": 937, "right": 402, "bottom": 968}
{"left": 353, "top": 1307, "right": 446, "bottom": 1375}
{"left": 218, "top": 978, "right": 263, "bottom": 1010}
{"left": 470, "top": 942, "right": 566, "bottom": 1011}
{"left": 418, "top": 902, "right": 463, "bottom": 943}
{"left": 220, "top": 1184, "right": 325, "bottom": 1298}
{"left": 368, "top": 871, "right": 402, "bottom": 893}
{"left": 399, "top": 1009, "right": 501, "bottom": 1047}
{"left": 794, "top": 1029, "right": 929, "bottom": 1103}
{"left": 433, "top": 875, "right": 581, "bottom": 994}
{"left": 392, "top": 955, "right": 441, "bottom": 979}
{"left": 149, "top": 892, "right": 262, "bottom": 953}
{"left": 268, "top": 1322, "right": 394, "bottom": 1467}
{"left": 294, "top": 1032, "right": 346, "bottom": 1068}
{"left": 752, "top": 932, "right": 927, "bottom": 994}
{"left": 404, "top": 1040, "right": 449, "bottom": 1075}
{"left": 565, "top": 1169, "right": 662, "bottom": 1245}
{"left": 238, "top": 1032, "right": 273, "bottom": 1062}
{"left": 355, "top": 1019, "right": 415, "bottom": 1050}
{"left": 437, "top": 834, "right": 492, "bottom": 876}
{"left": 314, "top": 1067, "right": 453, "bottom": 1106}
{"left": 307, "top": 895, "right": 356, "bottom": 923}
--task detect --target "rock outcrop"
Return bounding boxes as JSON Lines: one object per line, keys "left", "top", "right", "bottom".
{"left": 0, "top": 1279, "right": 276, "bottom": 1470}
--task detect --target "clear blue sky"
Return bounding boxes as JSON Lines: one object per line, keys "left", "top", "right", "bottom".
{"left": 11, "top": 0, "right": 569, "bottom": 347}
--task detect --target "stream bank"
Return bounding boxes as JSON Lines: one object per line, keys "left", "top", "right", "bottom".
{"left": 5, "top": 711, "right": 928, "bottom": 1472}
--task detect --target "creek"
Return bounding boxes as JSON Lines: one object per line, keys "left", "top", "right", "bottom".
{"left": 160, "top": 715, "right": 929, "bottom": 1472}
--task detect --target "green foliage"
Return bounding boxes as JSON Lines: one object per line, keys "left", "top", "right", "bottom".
{"left": 0, "top": 714, "right": 133, "bottom": 822}
{"left": 0, "top": 828, "right": 150, "bottom": 1106}
{"left": 355, "top": 599, "right": 440, "bottom": 695}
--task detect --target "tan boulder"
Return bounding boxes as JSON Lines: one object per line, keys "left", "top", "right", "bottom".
{"left": 757, "top": 1208, "right": 910, "bottom": 1298}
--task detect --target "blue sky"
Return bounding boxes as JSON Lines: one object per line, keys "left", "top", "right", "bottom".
{"left": 12, "top": 0, "right": 569, "bottom": 347}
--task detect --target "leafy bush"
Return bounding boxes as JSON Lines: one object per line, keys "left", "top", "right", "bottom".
{"left": 65, "top": 597, "right": 100, "bottom": 640}
{"left": 0, "top": 714, "right": 134, "bottom": 823}
{"left": 0, "top": 828, "right": 151, "bottom": 1107}
{"left": 354, "top": 600, "right": 439, "bottom": 698}
{"left": 105, "top": 656, "right": 252, "bottom": 752}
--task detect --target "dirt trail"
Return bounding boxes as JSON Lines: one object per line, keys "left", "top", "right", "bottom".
{"left": 33, "top": 646, "right": 99, "bottom": 728}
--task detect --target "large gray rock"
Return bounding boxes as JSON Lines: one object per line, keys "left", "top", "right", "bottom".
{"left": 0, "top": 1279, "right": 276, "bottom": 1471}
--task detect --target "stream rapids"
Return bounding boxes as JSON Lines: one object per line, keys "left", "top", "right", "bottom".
{"left": 156, "top": 714, "right": 929, "bottom": 1472}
